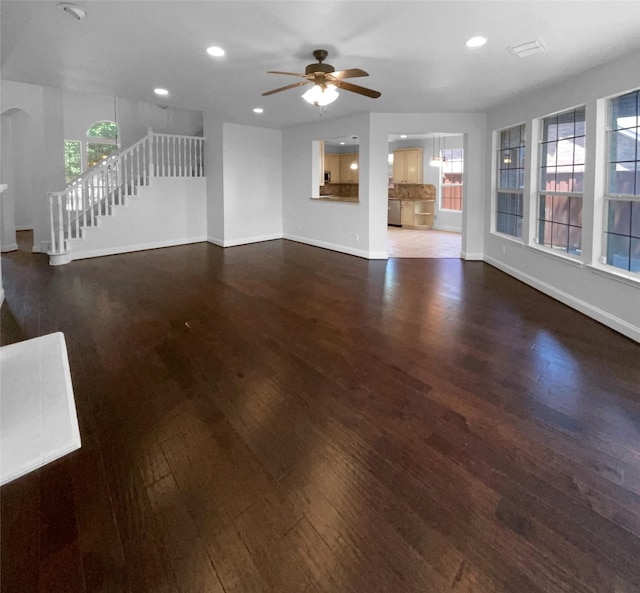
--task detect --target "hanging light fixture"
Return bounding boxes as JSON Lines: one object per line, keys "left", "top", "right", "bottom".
{"left": 429, "top": 134, "right": 443, "bottom": 167}
{"left": 302, "top": 83, "right": 339, "bottom": 107}
{"left": 429, "top": 134, "right": 448, "bottom": 167}
{"left": 350, "top": 137, "right": 358, "bottom": 170}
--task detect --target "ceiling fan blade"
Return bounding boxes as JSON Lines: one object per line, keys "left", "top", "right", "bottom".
{"left": 331, "top": 68, "right": 369, "bottom": 80}
{"left": 262, "top": 80, "right": 311, "bottom": 96}
{"left": 267, "top": 70, "right": 307, "bottom": 77}
{"left": 335, "top": 80, "right": 381, "bottom": 99}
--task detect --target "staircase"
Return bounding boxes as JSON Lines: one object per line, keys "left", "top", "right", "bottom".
{"left": 48, "top": 130, "right": 205, "bottom": 265}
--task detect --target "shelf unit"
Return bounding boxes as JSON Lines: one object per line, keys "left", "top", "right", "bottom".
{"left": 401, "top": 199, "right": 435, "bottom": 229}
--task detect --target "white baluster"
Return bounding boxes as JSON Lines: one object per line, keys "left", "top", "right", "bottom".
{"left": 49, "top": 195, "right": 56, "bottom": 253}
{"left": 57, "top": 195, "right": 64, "bottom": 253}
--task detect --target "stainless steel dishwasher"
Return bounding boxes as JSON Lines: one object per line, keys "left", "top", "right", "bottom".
{"left": 388, "top": 199, "right": 401, "bottom": 226}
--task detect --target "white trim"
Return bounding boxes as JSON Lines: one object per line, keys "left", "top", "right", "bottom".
{"left": 283, "top": 234, "right": 385, "bottom": 260}
{"left": 586, "top": 263, "right": 640, "bottom": 287}
{"left": 1, "top": 244, "right": 18, "bottom": 253}
{"left": 434, "top": 225, "right": 463, "bottom": 233}
{"left": 15, "top": 225, "right": 34, "bottom": 231}
{"left": 69, "top": 236, "right": 207, "bottom": 261}
{"left": 207, "top": 233, "right": 284, "bottom": 248}
{"left": 485, "top": 255, "right": 640, "bottom": 343}
{"left": 528, "top": 243, "right": 583, "bottom": 267}
{"left": 0, "top": 288, "right": 4, "bottom": 308}
{"left": 461, "top": 251, "right": 484, "bottom": 261}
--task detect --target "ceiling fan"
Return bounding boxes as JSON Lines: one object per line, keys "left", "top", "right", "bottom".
{"left": 262, "top": 49, "right": 381, "bottom": 105}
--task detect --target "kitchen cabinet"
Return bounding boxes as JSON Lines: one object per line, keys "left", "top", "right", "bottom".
{"left": 339, "top": 153, "right": 359, "bottom": 184}
{"left": 401, "top": 199, "right": 435, "bottom": 229}
{"left": 393, "top": 148, "right": 423, "bottom": 184}
{"left": 325, "top": 153, "right": 341, "bottom": 183}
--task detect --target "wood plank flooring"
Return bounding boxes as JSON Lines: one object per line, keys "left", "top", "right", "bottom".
{"left": 2, "top": 231, "right": 640, "bottom": 593}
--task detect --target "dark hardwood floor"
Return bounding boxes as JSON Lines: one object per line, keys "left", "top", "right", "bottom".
{"left": 2, "top": 230, "right": 640, "bottom": 593}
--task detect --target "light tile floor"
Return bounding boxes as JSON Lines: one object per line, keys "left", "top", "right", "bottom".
{"left": 386, "top": 227, "right": 462, "bottom": 258}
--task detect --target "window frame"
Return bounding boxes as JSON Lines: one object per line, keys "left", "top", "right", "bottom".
{"left": 602, "top": 88, "right": 640, "bottom": 275}
{"left": 440, "top": 147, "right": 464, "bottom": 212}
{"left": 495, "top": 123, "right": 526, "bottom": 240}
{"left": 535, "top": 106, "right": 587, "bottom": 259}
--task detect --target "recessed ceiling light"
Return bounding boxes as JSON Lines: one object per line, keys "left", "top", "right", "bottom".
{"left": 57, "top": 3, "right": 86, "bottom": 20}
{"left": 466, "top": 36, "right": 487, "bottom": 48}
{"left": 340, "top": 142, "right": 345, "bottom": 145}
{"left": 207, "top": 46, "right": 225, "bottom": 57}
{"left": 253, "top": 108, "right": 264, "bottom": 114}
{"left": 400, "top": 134, "right": 407, "bottom": 139}
{"left": 154, "top": 88, "right": 169, "bottom": 96}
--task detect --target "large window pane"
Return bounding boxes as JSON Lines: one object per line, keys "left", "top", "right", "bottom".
{"left": 608, "top": 201, "right": 632, "bottom": 235}
{"left": 64, "top": 140, "right": 81, "bottom": 184}
{"left": 607, "top": 233, "right": 631, "bottom": 270}
{"left": 632, "top": 201, "right": 640, "bottom": 238}
{"left": 611, "top": 91, "right": 638, "bottom": 130}
{"left": 87, "top": 143, "right": 117, "bottom": 168}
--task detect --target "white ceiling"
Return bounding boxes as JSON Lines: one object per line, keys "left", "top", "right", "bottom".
{"left": 2, "top": 1, "right": 640, "bottom": 129}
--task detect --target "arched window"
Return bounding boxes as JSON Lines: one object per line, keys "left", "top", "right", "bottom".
{"left": 64, "top": 121, "right": 121, "bottom": 183}
{"left": 86, "top": 121, "right": 119, "bottom": 168}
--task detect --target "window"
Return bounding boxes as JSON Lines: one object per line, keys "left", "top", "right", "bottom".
{"left": 605, "top": 89, "right": 640, "bottom": 273}
{"left": 441, "top": 148, "right": 463, "bottom": 211}
{"left": 86, "top": 121, "right": 119, "bottom": 168}
{"left": 64, "top": 140, "right": 81, "bottom": 184}
{"left": 537, "top": 107, "right": 586, "bottom": 255}
{"left": 63, "top": 121, "right": 120, "bottom": 184}
{"left": 496, "top": 124, "right": 525, "bottom": 238}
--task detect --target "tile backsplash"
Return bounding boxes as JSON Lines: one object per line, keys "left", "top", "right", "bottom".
{"left": 388, "top": 184, "right": 436, "bottom": 200}
{"left": 320, "top": 183, "right": 359, "bottom": 198}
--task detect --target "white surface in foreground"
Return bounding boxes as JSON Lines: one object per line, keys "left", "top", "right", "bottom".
{"left": 1, "top": 332, "right": 81, "bottom": 486}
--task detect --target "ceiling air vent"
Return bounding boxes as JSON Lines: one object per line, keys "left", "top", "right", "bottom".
{"left": 508, "top": 40, "right": 545, "bottom": 58}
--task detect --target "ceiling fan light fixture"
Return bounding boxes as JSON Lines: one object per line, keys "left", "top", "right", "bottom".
{"left": 302, "top": 84, "right": 339, "bottom": 107}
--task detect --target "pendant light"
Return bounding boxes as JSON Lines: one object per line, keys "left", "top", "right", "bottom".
{"left": 350, "top": 136, "right": 358, "bottom": 170}
{"left": 429, "top": 134, "right": 443, "bottom": 167}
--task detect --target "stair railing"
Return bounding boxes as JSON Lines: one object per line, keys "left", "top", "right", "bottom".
{"left": 48, "top": 130, "right": 205, "bottom": 257}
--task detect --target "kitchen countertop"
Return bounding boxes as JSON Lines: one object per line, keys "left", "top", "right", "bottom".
{"left": 312, "top": 196, "right": 359, "bottom": 203}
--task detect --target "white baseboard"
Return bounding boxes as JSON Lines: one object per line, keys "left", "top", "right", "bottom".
{"left": 485, "top": 255, "right": 640, "bottom": 344}
{"left": 207, "top": 233, "right": 283, "bottom": 248}
{"left": 1, "top": 243, "right": 18, "bottom": 253}
{"left": 15, "top": 225, "right": 34, "bottom": 231}
{"left": 70, "top": 236, "right": 207, "bottom": 261}
{"left": 32, "top": 241, "right": 49, "bottom": 254}
{"left": 284, "top": 233, "right": 379, "bottom": 260}
{"left": 461, "top": 251, "right": 484, "bottom": 261}
{"left": 0, "top": 287, "right": 4, "bottom": 308}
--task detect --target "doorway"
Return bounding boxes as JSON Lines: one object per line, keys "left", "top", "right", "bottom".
{"left": 387, "top": 132, "right": 463, "bottom": 258}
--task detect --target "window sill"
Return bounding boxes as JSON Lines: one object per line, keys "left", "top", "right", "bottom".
{"left": 491, "top": 232, "right": 524, "bottom": 246}
{"left": 586, "top": 264, "right": 640, "bottom": 287}
{"left": 527, "top": 244, "right": 584, "bottom": 268}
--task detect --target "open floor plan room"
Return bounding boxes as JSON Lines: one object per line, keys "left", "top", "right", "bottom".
{"left": 2, "top": 236, "right": 640, "bottom": 593}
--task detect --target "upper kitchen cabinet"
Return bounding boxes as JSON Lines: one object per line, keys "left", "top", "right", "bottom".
{"left": 339, "top": 153, "right": 359, "bottom": 184}
{"left": 393, "top": 148, "right": 423, "bottom": 184}
{"left": 325, "top": 153, "right": 341, "bottom": 183}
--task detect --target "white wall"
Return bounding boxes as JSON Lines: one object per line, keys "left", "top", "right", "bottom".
{"left": 484, "top": 48, "right": 640, "bottom": 342}
{"left": 1, "top": 81, "right": 52, "bottom": 250}
{"left": 282, "top": 114, "right": 374, "bottom": 258}
{"left": 63, "top": 90, "right": 202, "bottom": 146}
{"left": 69, "top": 177, "right": 206, "bottom": 260}
{"left": 0, "top": 80, "right": 203, "bottom": 252}
{"left": 218, "top": 123, "right": 283, "bottom": 246}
